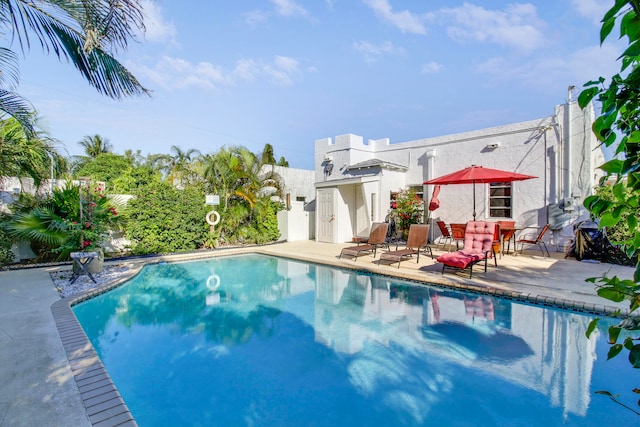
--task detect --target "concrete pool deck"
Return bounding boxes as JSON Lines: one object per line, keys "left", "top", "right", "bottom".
{"left": 0, "top": 241, "right": 636, "bottom": 426}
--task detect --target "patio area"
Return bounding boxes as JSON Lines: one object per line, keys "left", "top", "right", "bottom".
{"left": 0, "top": 241, "right": 634, "bottom": 426}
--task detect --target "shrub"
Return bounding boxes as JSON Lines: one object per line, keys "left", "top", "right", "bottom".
{"left": 0, "top": 225, "right": 15, "bottom": 267}
{"left": 125, "top": 181, "right": 209, "bottom": 254}
{"left": 252, "top": 199, "right": 281, "bottom": 244}
{"left": 594, "top": 182, "right": 639, "bottom": 246}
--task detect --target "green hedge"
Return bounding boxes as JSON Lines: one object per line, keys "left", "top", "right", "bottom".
{"left": 125, "top": 182, "right": 209, "bottom": 255}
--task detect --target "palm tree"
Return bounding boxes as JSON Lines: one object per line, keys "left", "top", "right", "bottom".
{"left": 260, "top": 143, "right": 276, "bottom": 166}
{"left": 201, "top": 146, "right": 255, "bottom": 209}
{"left": 277, "top": 156, "right": 289, "bottom": 167}
{"left": 0, "top": 116, "right": 64, "bottom": 187}
{"left": 78, "top": 134, "right": 113, "bottom": 158}
{"left": 145, "top": 152, "right": 172, "bottom": 178}
{"left": 0, "top": 0, "right": 149, "bottom": 134}
{"left": 167, "top": 145, "right": 200, "bottom": 187}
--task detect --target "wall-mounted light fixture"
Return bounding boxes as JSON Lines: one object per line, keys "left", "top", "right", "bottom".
{"left": 486, "top": 142, "right": 500, "bottom": 149}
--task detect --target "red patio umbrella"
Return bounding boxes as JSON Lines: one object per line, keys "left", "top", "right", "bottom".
{"left": 423, "top": 165, "right": 537, "bottom": 220}
{"left": 428, "top": 185, "right": 441, "bottom": 212}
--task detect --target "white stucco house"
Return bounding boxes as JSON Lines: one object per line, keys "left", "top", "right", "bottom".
{"left": 313, "top": 100, "right": 604, "bottom": 251}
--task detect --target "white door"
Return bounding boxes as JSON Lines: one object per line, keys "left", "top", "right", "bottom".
{"left": 317, "top": 189, "right": 336, "bottom": 242}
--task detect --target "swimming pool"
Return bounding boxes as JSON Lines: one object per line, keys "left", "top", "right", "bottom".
{"left": 73, "top": 253, "right": 636, "bottom": 426}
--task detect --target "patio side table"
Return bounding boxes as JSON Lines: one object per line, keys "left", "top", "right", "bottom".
{"left": 69, "top": 251, "right": 98, "bottom": 284}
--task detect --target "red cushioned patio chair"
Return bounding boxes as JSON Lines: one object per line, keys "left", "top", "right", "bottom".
{"left": 339, "top": 222, "right": 389, "bottom": 261}
{"left": 436, "top": 221, "right": 498, "bottom": 278}
{"left": 379, "top": 224, "right": 433, "bottom": 268}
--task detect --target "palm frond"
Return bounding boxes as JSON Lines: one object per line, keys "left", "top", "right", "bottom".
{"left": 6, "top": 207, "right": 68, "bottom": 246}
{"left": 1, "top": 0, "right": 149, "bottom": 98}
{"left": 0, "top": 47, "right": 20, "bottom": 89}
{"left": 0, "top": 90, "right": 36, "bottom": 135}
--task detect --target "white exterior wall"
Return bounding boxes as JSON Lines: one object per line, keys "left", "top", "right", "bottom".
{"left": 314, "top": 102, "right": 604, "bottom": 248}
{"left": 277, "top": 201, "right": 312, "bottom": 242}
{"left": 260, "top": 164, "right": 315, "bottom": 204}
{"left": 337, "top": 185, "right": 357, "bottom": 240}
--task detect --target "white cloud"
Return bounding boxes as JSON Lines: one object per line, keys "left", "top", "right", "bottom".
{"left": 353, "top": 40, "right": 403, "bottom": 63}
{"left": 475, "top": 42, "right": 621, "bottom": 91}
{"left": 231, "top": 55, "right": 301, "bottom": 86}
{"left": 244, "top": 9, "right": 269, "bottom": 27}
{"left": 140, "top": 0, "right": 177, "bottom": 43}
{"left": 364, "top": 0, "right": 429, "bottom": 35}
{"left": 570, "top": 0, "right": 609, "bottom": 25}
{"left": 270, "top": 0, "right": 308, "bottom": 17}
{"left": 233, "top": 59, "right": 260, "bottom": 82}
{"left": 421, "top": 62, "right": 442, "bottom": 74}
{"left": 263, "top": 55, "right": 301, "bottom": 85}
{"left": 132, "top": 54, "right": 303, "bottom": 90}
{"left": 440, "top": 3, "right": 546, "bottom": 52}
{"left": 134, "top": 56, "right": 227, "bottom": 90}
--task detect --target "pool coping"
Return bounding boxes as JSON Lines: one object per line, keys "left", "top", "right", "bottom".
{"left": 50, "top": 248, "right": 256, "bottom": 426}
{"left": 50, "top": 247, "right": 629, "bottom": 426}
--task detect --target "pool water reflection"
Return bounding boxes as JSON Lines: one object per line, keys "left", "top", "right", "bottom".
{"left": 73, "top": 254, "right": 636, "bottom": 426}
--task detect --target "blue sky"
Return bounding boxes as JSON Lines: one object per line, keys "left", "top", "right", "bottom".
{"left": 18, "top": 0, "right": 620, "bottom": 170}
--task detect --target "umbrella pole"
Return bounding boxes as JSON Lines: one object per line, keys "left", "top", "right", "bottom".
{"left": 473, "top": 181, "right": 476, "bottom": 220}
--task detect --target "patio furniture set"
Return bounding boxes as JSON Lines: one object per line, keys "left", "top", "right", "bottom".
{"left": 340, "top": 220, "right": 550, "bottom": 278}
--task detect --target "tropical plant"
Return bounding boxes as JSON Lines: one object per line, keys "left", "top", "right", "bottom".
{"left": 0, "top": 0, "right": 149, "bottom": 134}
{"left": 0, "top": 223, "right": 15, "bottom": 267}
{"left": 199, "top": 146, "right": 284, "bottom": 244}
{"left": 277, "top": 156, "right": 289, "bottom": 167}
{"left": 166, "top": 145, "right": 200, "bottom": 188}
{"left": 594, "top": 182, "right": 640, "bottom": 245}
{"left": 578, "top": 0, "right": 640, "bottom": 411}
{"left": 74, "top": 152, "right": 133, "bottom": 184}
{"left": 250, "top": 198, "right": 281, "bottom": 244}
{"left": 124, "top": 181, "right": 209, "bottom": 255}
{"left": 78, "top": 134, "right": 113, "bottom": 158}
{"left": 261, "top": 143, "right": 276, "bottom": 165}
{"left": 0, "top": 116, "right": 64, "bottom": 187}
{"left": 259, "top": 143, "right": 289, "bottom": 167}
{"left": 391, "top": 188, "right": 424, "bottom": 232}
{"left": 4, "top": 182, "right": 122, "bottom": 261}
{"left": 111, "top": 163, "right": 162, "bottom": 193}
{"left": 201, "top": 146, "right": 261, "bottom": 210}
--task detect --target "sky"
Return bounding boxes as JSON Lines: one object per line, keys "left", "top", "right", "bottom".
{"left": 17, "top": 0, "right": 622, "bottom": 170}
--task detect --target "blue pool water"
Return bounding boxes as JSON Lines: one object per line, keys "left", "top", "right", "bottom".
{"left": 73, "top": 254, "right": 637, "bottom": 426}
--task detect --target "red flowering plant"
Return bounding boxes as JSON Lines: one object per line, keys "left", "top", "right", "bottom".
{"left": 6, "top": 183, "right": 123, "bottom": 262}
{"left": 391, "top": 188, "right": 424, "bottom": 232}
{"left": 57, "top": 184, "right": 123, "bottom": 255}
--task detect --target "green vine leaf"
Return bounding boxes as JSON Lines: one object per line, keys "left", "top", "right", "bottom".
{"left": 599, "top": 159, "right": 625, "bottom": 174}
{"left": 598, "top": 287, "right": 626, "bottom": 302}
{"left": 629, "top": 344, "right": 640, "bottom": 368}
{"left": 586, "top": 318, "right": 600, "bottom": 338}
{"left": 578, "top": 86, "right": 600, "bottom": 108}
{"left": 609, "top": 325, "right": 623, "bottom": 344}
{"left": 608, "top": 343, "right": 624, "bottom": 360}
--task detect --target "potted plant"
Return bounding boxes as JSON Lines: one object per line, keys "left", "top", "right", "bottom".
{"left": 66, "top": 186, "right": 122, "bottom": 274}
{"left": 391, "top": 188, "right": 424, "bottom": 240}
